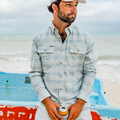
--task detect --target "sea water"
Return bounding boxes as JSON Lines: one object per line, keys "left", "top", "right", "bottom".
{"left": 0, "top": 34, "right": 120, "bottom": 83}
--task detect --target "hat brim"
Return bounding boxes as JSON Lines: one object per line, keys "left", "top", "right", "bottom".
{"left": 78, "top": 0, "right": 86, "bottom": 3}
{"left": 50, "top": 0, "right": 86, "bottom": 4}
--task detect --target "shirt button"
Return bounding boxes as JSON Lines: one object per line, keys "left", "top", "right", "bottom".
{"left": 60, "top": 62, "right": 62, "bottom": 64}
{"left": 60, "top": 89, "right": 62, "bottom": 90}
{"left": 45, "top": 50, "right": 46, "bottom": 51}
{"left": 60, "top": 75, "right": 62, "bottom": 77}
{"left": 77, "top": 50, "right": 79, "bottom": 52}
{"left": 61, "top": 50, "right": 63, "bottom": 52}
{"left": 59, "top": 37, "right": 61, "bottom": 39}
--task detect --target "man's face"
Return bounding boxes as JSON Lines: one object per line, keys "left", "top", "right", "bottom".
{"left": 57, "top": 0, "right": 78, "bottom": 23}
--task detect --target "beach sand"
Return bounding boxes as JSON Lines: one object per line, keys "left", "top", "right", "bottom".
{"left": 96, "top": 59, "right": 120, "bottom": 108}
{"left": 103, "top": 81, "right": 120, "bottom": 108}
{"left": 0, "top": 58, "right": 120, "bottom": 108}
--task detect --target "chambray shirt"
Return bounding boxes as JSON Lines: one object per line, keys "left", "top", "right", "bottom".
{"left": 29, "top": 23, "right": 98, "bottom": 115}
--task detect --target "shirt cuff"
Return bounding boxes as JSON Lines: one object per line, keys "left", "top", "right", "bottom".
{"left": 77, "top": 74, "right": 96, "bottom": 103}
{"left": 30, "top": 73, "right": 51, "bottom": 102}
{"left": 38, "top": 89, "right": 51, "bottom": 102}
{"left": 77, "top": 89, "right": 90, "bottom": 103}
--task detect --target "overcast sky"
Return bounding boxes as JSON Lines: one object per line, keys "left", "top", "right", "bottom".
{"left": 0, "top": 0, "right": 120, "bottom": 34}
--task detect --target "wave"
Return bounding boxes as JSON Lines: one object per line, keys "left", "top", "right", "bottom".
{"left": 98, "top": 55, "right": 120, "bottom": 59}
{"left": 8, "top": 57, "right": 29, "bottom": 61}
{"left": 0, "top": 51, "right": 23, "bottom": 56}
{"left": 97, "top": 59, "right": 120, "bottom": 83}
{"left": 0, "top": 53, "right": 16, "bottom": 55}
{"left": 0, "top": 57, "right": 29, "bottom": 61}
{"left": 97, "top": 60, "right": 120, "bottom": 66}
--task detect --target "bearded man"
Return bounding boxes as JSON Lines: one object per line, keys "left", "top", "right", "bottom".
{"left": 29, "top": 0, "right": 98, "bottom": 120}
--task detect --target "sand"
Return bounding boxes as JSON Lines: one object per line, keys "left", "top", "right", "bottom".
{"left": 103, "top": 80, "right": 120, "bottom": 108}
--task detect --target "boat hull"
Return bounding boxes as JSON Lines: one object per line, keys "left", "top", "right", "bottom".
{"left": 0, "top": 105, "right": 118, "bottom": 120}
{"left": 0, "top": 72, "right": 120, "bottom": 120}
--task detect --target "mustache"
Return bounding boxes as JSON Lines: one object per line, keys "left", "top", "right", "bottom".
{"left": 67, "top": 13, "right": 76, "bottom": 16}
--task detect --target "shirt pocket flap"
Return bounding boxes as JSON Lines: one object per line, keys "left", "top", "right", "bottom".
{"left": 70, "top": 45, "right": 86, "bottom": 54}
{"left": 38, "top": 46, "right": 54, "bottom": 53}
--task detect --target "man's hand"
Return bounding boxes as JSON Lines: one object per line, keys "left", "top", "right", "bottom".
{"left": 67, "top": 99, "right": 85, "bottom": 120}
{"left": 43, "top": 97, "right": 63, "bottom": 120}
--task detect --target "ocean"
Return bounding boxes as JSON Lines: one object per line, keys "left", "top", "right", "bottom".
{"left": 0, "top": 34, "right": 120, "bottom": 83}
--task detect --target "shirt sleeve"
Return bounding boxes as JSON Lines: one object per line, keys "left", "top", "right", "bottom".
{"left": 77, "top": 35, "right": 98, "bottom": 102}
{"left": 29, "top": 36, "right": 51, "bottom": 102}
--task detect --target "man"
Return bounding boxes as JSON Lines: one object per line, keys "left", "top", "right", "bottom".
{"left": 29, "top": 0, "right": 98, "bottom": 120}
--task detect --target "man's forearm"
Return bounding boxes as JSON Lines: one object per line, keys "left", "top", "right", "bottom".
{"left": 30, "top": 73, "right": 51, "bottom": 102}
{"left": 30, "top": 39, "right": 51, "bottom": 102}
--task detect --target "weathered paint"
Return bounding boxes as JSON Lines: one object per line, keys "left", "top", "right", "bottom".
{"left": 0, "top": 105, "right": 118, "bottom": 120}
{"left": 91, "top": 110, "right": 118, "bottom": 120}
{"left": 91, "top": 111, "right": 102, "bottom": 120}
{"left": 91, "top": 105, "right": 120, "bottom": 119}
{"left": 0, "top": 105, "right": 37, "bottom": 120}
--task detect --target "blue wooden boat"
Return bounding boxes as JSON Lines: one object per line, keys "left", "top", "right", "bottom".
{"left": 0, "top": 72, "right": 120, "bottom": 120}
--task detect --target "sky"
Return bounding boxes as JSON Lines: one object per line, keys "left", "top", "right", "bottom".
{"left": 0, "top": 0, "right": 120, "bottom": 34}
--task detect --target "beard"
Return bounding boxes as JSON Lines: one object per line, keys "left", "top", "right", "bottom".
{"left": 57, "top": 9, "right": 76, "bottom": 23}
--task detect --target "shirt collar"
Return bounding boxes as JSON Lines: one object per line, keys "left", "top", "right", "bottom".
{"left": 50, "top": 22, "right": 73, "bottom": 35}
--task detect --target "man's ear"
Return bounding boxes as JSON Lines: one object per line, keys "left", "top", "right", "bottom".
{"left": 52, "top": 4, "right": 58, "bottom": 13}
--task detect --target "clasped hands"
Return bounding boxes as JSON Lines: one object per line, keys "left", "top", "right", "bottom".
{"left": 43, "top": 97, "right": 85, "bottom": 120}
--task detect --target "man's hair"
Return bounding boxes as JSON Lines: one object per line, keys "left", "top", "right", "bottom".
{"left": 47, "top": 0, "right": 61, "bottom": 13}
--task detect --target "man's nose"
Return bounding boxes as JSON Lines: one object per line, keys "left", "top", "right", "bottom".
{"left": 71, "top": 6, "right": 77, "bottom": 13}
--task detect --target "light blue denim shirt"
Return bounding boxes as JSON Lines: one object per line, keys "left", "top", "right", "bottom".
{"left": 29, "top": 23, "right": 98, "bottom": 115}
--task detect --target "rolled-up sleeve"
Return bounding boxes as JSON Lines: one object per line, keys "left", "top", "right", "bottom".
{"left": 77, "top": 35, "right": 98, "bottom": 102}
{"left": 29, "top": 36, "right": 51, "bottom": 102}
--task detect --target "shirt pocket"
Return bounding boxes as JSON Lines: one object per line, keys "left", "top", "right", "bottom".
{"left": 38, "top": 46, "right": 55, "bottom": 70}
{"left": 70, "top": 45, "right": 86, "bottom": 68}
{"left": 38, "top": 45, "right": 54, "bottom": 59}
